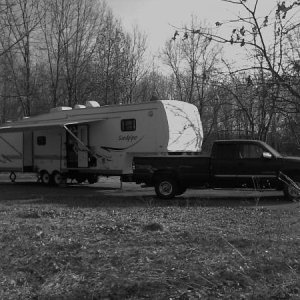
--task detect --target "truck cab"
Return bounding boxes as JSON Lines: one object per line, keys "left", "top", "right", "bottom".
{"left": 211, "top": 140, "right": 282, "bottom": 189}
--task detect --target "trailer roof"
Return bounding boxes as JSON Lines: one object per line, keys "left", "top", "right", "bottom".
{"left": 0, "top": 118, "right": 105, "bottom": 132}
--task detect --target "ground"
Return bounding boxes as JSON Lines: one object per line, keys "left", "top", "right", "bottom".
{"left": 0, "top": 174, "right": 299, "bottom": 299}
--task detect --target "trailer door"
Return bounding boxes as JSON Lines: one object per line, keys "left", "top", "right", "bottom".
{"left": 66, "top": 124, "right": 89, "bottom": 168}
{"left": 23, "top": 131, "right": 33, "bottom": 171}
{"left": 77, "top": 125, "right": 89, "bottom": 168}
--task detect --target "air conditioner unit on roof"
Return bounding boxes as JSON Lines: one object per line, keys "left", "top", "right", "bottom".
{"left": 74, "top": 104, "right": 86, "bottom": 109}
{"left": 85, "top": 101, "right": 100, "bottom": 108}
{"left": 50, "top": 106, "right": 72, "bottom": 113}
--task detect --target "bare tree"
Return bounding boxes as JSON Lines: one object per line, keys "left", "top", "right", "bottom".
{"left": 162, "top": 17, "right": 223, "bottom": 144}
{"left": 121, "top": 26, "right": 147, "bottom": 104}
{"left": 61, "top": 0, "right": 105, "bottom": 106}
{"left": 37, "top": 0, "right": 106, "bottom": 107}
{"left": 163, "top": 18, "right": 222, "bottom": 109}
{"left": 0, "top": 0, "right": 40, "bottom": 116}
{"left": 175, "top": 1, "right": 300, "bottom": 108}
{"left": 93, "top": 11, "right": 147, "bottom": 105}
{"left": 94, "top": 9, "right": 123, "bottom": 105}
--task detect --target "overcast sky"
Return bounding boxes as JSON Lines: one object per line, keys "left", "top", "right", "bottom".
{"left": 108, "top": 0, "right": 277, "bottom": 58}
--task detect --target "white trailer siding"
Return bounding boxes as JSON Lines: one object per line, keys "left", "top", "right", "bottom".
{"left": 33, "top": 129, "right": 62, "bottom": 173}
{"left": 88, "top": 109, "right": 157, "bottom": 173}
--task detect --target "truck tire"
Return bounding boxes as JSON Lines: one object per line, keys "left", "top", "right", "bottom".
{"left": 155, "top": 176, "right": 178, "bottom": 199}
{"left": 284, "top": 182, "right": 300, "bottom": 201}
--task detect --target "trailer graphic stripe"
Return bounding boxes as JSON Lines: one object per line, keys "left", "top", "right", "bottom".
{"left": 101, "top": 136, "right": 144, "bottom": 152}
{"left": 0, "top": 154, "right": 22, "bottom": 163}
{"left": 0, "top": 118, "right": 106, "bottom": 132}
{"left": 0, "top": 136, "right": 22, "bottom": 156}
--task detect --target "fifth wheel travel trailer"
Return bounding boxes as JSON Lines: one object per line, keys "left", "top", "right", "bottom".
{"left": 0, "top": 100, "right": 203, "bottom": 184}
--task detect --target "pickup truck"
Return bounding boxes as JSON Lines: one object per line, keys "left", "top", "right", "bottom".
{"left": 132, "top": 140, "right": 300, "bottom": 200}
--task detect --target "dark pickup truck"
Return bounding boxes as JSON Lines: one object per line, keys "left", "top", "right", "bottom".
{"left": 132, "top": 140, "right": 300, "bottom": 200}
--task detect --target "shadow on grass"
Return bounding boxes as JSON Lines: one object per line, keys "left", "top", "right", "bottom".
{"left": 0, "top": 181, "right": 293, "bottom": 209}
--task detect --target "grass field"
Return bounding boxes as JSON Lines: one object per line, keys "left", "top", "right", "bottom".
{"left": 0, "top": 186, "right": 299, "bottom": 299}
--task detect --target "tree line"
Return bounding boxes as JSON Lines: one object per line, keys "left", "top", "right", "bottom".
{"left": 0, "top": 0, "right": 148, "bottom": 118}
{"left": 0, "top": 0, "right": 299, "bottom": 154}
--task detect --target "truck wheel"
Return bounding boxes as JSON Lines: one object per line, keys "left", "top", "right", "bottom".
{"left": 155, "top": 177, "right": 178, "bottom": 199}
{"left": 284, "top": 182, "right": 300, "bottom": 201}
{"left": 40, "top": 171, "right": 50, "bottom": 184}
{"left": 52, "top": 171, "right": 63, "bottom": 185}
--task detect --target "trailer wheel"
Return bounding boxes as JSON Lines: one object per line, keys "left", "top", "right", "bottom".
{"left": 76, "top": 176, "right": 86, "bottom": 184}
{"left": 87, "top": 175, "right": 98, "bottom": 184}
{"left": 52, "top": 171, "right": 63, "bottom": 185}
{"left": 284, "top": 182, "right": 300, "bottom": 201}
{"left": 40, "top": 171, "right": 51, "bottom": 184}
{"left": 155, "top": 176, "right": 178, "bottom": 199}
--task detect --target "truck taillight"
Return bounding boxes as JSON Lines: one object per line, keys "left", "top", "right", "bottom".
{"left": 132, "top": 160, "right": 135, "bottom": 171}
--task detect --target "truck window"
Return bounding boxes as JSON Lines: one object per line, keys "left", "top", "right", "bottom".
{"left": 121, "top": 119, "right": 136, "bottom": 131}
{"left": 239, "top": 144, "right": 263, "bottom": 159}
{"left": 213, "top": 144, "right": 238, "bottom": 159}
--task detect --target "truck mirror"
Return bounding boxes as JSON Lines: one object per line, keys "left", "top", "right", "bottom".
{"left": 262, "top": 152, "right": 272, "bottom": 159}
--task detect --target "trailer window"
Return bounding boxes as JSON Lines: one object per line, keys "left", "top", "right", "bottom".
{"left": 37, "top": 136, "right": 46, "bottom": 146}
{"left": 121, "top": 119, "right": 136, "bottom": 131}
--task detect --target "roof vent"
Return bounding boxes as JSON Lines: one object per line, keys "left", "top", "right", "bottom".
{"left": 50, "top": 106, "right": 72, "bottom": 113}
{"left": 85, "top": 101, "right": 100, "bottom": 108}
{"left": 74, "top": 104, "right": 86, "bottom": 109}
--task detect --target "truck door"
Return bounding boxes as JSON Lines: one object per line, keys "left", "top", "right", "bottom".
{"left": 236, "top": 143, "right": 278, "bottom": 188}
{"left": 211, "top": 143, "right": 239, "bottom": 188}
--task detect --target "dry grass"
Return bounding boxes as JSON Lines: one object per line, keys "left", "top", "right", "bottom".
{"left": 0, "top": 195, "right": 299, "bottom": 299}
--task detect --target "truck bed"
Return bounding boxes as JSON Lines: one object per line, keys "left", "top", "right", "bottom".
{"left": 133, "top": 155, "right": 211, "bottom": 188}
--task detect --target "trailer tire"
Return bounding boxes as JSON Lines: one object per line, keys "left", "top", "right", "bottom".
{"left": 76, "top": 176, "right": 86, "bottom": 184}
{"left": 87, "top": 175, "right": 98, "bottom": 184}
{"left": 155, "top": 176, "right": 178, "bottom": 199}
{"left": 40, "top": 171, "right": 51, "bottom": 184}
{"left": 52, "top": 171, "right": 63, "bottom": 186}
{"left": 284, "top": 181, "right": 300, "bottom": 201}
